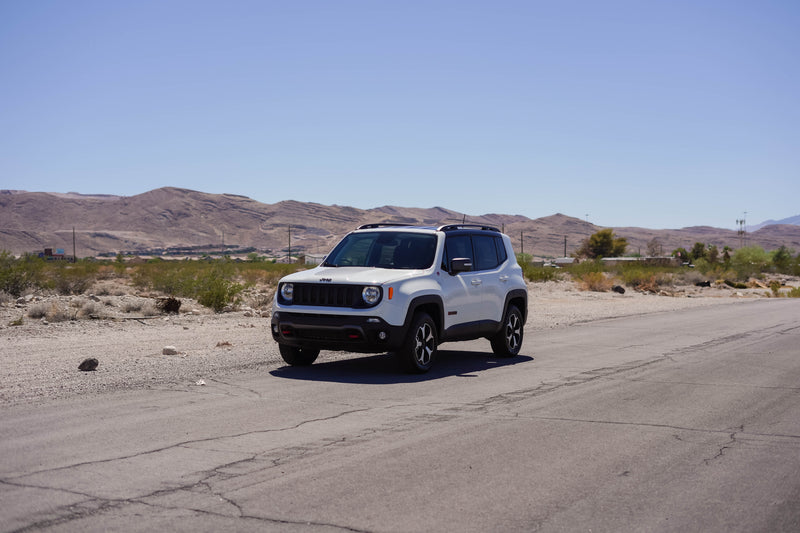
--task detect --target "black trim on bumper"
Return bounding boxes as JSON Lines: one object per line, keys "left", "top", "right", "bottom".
{"left": 271, "top": 312, "right": 407, "bottom": 353}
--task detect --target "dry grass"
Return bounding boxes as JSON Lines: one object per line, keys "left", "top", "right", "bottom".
{"left": 577, "top": 272, "right": 615, "bottom": 292}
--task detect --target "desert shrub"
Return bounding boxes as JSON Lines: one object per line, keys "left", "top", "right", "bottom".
{"left": 27, "top": 302, "right": 48, "bottom": 319}
{"left": 30, "top": 302, "right": 72, "bottom": 322}
{"left": 40, "top": 261, "right": 101, "bottom": 295}
{"left": 0, "top": 291, "right": 13, "bottom": 305}
{"left": 0, "top": 251, "right": 44, "bottom": 297}
{"left": 122, "top": 300, "right": 142, "bottom": 313}
{"left": 195, "top": 271, "right": 244, "bottom": 312}
{"left": 632, "top": 275, "right": 662, "bottom": 293}
{"left": 46, "top": 303, "right": 72, "bottom": 322}
{"left": 576, "top": 271, "right": 614, "bottom": 292}
{"left": 77, "top": 300, "right": 103, "bottom": 318}
{"left": 141, "top": 301, "right": 162, "bottom": 316}
{"left": 770, "top": 246, "right": 794, "bottom": 274}
{"left": 769, "top": 281, "right": 782, "bottom": 297}
{"left": 788, "top": 286, "right": 800, "bottom": 298}
{"left": 615, "top": 265, "right": 668, "bottom": 288}
{"left": 677, "top": 269, "right": 710, "bottom": 286}
{"left": 690, "top": 258, "right": 726, "bottom": 278}
{"left": 130, "top": 259, "right": 196, "bottom": 295}
{"left": 730, "top": 246, "right": 770, "bottom": 280}
{"left": 522, "top": 264, "right": 560, "bottom": 282}
{"left": 237, "top": 261, "right": 301, "bottom": 287}
{"left": 8, "top": 316, "right": 23, "bottom": 326}
{"left": 129, "top": 258, "right": 292, "bottom": 311}
{"left": 564, "top": 259, "right": 605, "bottom": 279}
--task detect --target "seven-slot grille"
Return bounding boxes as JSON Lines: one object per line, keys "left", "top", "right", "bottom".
{"left": 290, "top": 283, "right": 365, "bottom": 308}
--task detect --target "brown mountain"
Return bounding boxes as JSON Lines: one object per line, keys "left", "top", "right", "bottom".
{"left": 1, "top": 187, "right": 798, "bottom": 258}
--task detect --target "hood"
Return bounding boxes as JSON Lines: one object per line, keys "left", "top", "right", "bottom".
{"left": 282, "top": 266, "right": 421, "bottom": 285}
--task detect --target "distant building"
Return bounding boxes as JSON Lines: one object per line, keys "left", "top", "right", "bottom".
{"left": 38, "top": 248, "right": 70, "bottom": 261}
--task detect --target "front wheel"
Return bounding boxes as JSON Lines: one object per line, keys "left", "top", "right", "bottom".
{"left": 279, "top": 344, "right": 320, "bottom": 366}
{"left": 398, "top": 312, "right": 438, "bottom": 373}
{"left": 490, "top": 305, "right": 523, "bottom": 357}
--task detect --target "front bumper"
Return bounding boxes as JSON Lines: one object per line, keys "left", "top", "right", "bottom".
{"left": 271, "top": 312, "right": 407, "bottom": 353}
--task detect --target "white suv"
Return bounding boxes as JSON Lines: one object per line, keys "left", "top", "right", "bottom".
{"left": 271, "top": 224, "right": 528, "bottom": 372}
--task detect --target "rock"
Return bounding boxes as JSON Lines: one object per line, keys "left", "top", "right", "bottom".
{"left": 695, "top": 281, "right": 712, "bottom": 287}
{"left": 612, "top": 285, "right": 626, "bottom": 294}
{"left": 162, "top": 346, "right": 179, "bottom": 355}
{"left": 78, "top": 358, "right": 99, "bottom": 371}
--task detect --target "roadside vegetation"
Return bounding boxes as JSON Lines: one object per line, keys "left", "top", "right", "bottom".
{"left": 2, "top": 234, "right": 800, "bottom": 319}
{"left": 519, "top": 231, "right": 800, "bottom": 296}
{"left": 0, "top": 251, "right": 304, "bottom": 313}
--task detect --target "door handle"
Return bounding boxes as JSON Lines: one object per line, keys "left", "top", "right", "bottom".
{"left": 471, "top": 279, "right": 482, "bottom": 286}
{"left": 499, "top": 275, "right": 509, "bottom": 282}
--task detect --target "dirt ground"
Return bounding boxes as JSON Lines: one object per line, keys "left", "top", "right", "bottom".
{"left": 2, "top": 277, "right": 797, "bottom": 406}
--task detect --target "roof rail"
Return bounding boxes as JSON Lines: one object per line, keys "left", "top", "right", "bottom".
{"left": 437, "top": 224, "right": 501, "bottom": 233}
{"left": 357, "top": 223, "right": 415, "bottom": 230}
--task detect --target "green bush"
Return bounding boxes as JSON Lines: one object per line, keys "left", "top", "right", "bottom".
{"left": 194, "top": 265, "right": 244, "bottom": 312}
{"left": 730, "top": 246, "right": 770, "bottom": 280}
{"left": 128, "top": 258, "right": 298, "bottom": 311}
{"left": 564, "top": 259, "right": 605, "bottom": 278}
{"left": 0, "top": 252, "right": 44, "bottom": 297}
{"left": 770, "top": 281, "right": 782, "bottom": 297}
{"left": 44, "top": 261, "right": 100, "bottom": 295}
{"left": 522, "top": 264, "right": 560, "bottom": 282}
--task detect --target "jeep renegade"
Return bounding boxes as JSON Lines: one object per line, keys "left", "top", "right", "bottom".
{"left": 271, "top": 224, "right": 528, "bottom": 372}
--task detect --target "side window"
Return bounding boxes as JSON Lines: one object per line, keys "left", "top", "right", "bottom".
{"left": 443, "top": 234, "right": 473, "bottom": 270}
{"left": 494, "top": 236, "right": 508, "bottom": 264}
{"left": 473, "top": 235, "right": 499, "bottom": 271}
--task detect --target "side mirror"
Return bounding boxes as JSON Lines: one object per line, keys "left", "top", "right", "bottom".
{"left": 450, "top": 257, "right": 473, "bottom": 275}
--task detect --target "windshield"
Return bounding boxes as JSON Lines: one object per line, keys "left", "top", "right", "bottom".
{"left": 323, "top": 231, "right": 437, "bottom": 269}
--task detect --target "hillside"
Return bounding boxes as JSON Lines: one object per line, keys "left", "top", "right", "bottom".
{"left": 1, "top": 188, "right": 798, "bottom": 258}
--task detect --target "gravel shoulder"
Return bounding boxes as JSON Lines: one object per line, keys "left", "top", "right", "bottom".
{"left": 0, "top": 280, "right": 790, "bottom": 406}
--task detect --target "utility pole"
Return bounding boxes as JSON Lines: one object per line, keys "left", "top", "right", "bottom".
{"left": 736, "top": 212, "right": 747, "bottom": 248}
{"left": 564, "top": 236, "right": 567, "bottom": 257}
{"left": 520, "top": 231, "right": 524, "bottom": 256}
{"left": 288, "top": 225, "right": 292, "bottom": 263}
{"left": 72, "top": 227, "right": 76, "bottom": 263}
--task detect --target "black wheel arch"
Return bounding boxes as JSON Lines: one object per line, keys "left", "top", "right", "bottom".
{"left": 403, "top": 294, "right": 444, "bottom": 336}
{"left": 503, "top": 289, "right": 528, "bottom": 324}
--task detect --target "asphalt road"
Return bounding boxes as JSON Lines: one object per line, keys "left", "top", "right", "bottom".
{"left": 2, "top": 299, "right": 799, "bottom": 532}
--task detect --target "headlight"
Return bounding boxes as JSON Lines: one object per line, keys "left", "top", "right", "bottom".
{"left": 362, "top": 286, "right": 381, "bottom": 306}
{"left": 280, "top": 283, "right": 294, "bottom": 302}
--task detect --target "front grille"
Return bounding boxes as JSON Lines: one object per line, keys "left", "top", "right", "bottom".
{"left": 291, "top": 283, "right": 361, "bottom": 308}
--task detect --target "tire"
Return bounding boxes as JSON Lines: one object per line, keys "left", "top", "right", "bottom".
{"left": 490, "top": 305, "right": 523, "bottom": 357}
{"left": 279, "top": 344, "right": 320, "bottom": 366}
{"left": 398, "top": 312, "right": 437, "bottom": 373}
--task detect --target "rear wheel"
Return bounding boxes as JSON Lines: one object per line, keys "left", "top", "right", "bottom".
{"left": 490, "top": 305, "right": 523, "bottom": 357}
{"left": 398, "top": 312, "right": 437, "bottom": 373}
{"left": 279, "top": 344, "right": 320, "bottom": 366}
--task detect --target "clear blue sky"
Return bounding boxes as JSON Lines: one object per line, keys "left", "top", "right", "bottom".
{"left": 2, "top": 0, "right": 798, "bottom": 230}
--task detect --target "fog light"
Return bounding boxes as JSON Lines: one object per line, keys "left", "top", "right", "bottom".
{"left": 378, "top": 331, "right": 387, "bottom": 340}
